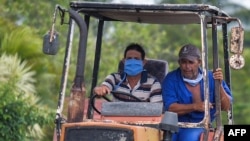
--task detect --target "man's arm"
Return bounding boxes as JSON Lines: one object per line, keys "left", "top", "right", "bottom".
{"left": 213, "top": 68, "right": 232, "bottom": 111}
{"left": 168, "top": 102, "right": 214, "bottom": 116}
{"left": 220, "top": 85, "right": 231, "bottom": 111}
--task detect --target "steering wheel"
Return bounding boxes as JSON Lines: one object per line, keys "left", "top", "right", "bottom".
{"left": 90, "top": 94, "right": 111, "bottom": 115}
{"left": 90, "top": 91, "right": 143, "bottom": 114}
{"left": 111, "top": 91, "right": 143, "bottom": 102}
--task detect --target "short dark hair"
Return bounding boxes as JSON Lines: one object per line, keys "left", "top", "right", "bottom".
{"left": 123, "top": 43, "right": 145, "bottom": 59}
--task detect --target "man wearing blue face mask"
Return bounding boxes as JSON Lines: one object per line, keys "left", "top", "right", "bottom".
{"left": 93, "top": 43, "right": 162, "bottom": 102}
{"left": 162, "top": 44, "right": 232, "bottom": 141}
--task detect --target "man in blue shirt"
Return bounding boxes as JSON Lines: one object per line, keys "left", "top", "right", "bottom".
{"left": 162, "top": 44, "right": 232, "bottom": 141}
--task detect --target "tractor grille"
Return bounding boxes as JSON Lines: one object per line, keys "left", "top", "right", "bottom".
{"left": 64, "top": 126, "right": 134, "bottom": 141}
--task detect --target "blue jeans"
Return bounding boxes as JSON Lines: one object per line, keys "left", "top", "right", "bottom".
{"left": 172, "top": 128, "right": 204, "bottom": 141}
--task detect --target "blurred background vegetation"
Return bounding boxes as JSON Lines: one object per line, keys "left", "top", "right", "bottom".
{"left": 0, "top": 0, "right": 249, "bottom": 140}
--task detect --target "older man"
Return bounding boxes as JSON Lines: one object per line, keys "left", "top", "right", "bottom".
{"left": 162, "top": 44, "right": 232, "bottom": 141}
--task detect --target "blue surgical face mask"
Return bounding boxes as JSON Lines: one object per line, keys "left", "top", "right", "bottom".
{"left": 183, "top": 69, "right": 203, "bottom": 86}
{"left": 124, "top": 59, "right": 143, "bottom": 76}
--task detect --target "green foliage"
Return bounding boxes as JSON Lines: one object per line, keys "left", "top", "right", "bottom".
{"left": 0, "top": 54, "right": 54, "bottom": 141}
{"left": 230, "top": 49, "right": 250, "bottom": 124}
{"left": 0, "top": 23, "right": 61, "bottom": 107}
{"left": 0, "top": 54, "right": 36, "bottom": 97}
{"left": 0, "top": 85, "right": 53, "bottom": 140}
{"left": 1, "top": 27, "right": 42, "bottom": 60}
{"left": 0, "top": 0, "right": 67, "bottom": 35}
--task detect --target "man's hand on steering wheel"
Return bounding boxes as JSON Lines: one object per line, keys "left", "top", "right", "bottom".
{"left": 93, "top": 85, "right": 110, "bottom": 96}
{"left": 91, "top": 90, "right": 143, "bottom": 114}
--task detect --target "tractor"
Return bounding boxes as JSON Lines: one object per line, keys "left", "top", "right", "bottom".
{"left": 43, "top": 1, "right": 245, "bottom": 141}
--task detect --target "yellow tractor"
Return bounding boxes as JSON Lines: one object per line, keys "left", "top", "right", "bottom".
{"left": 43, "top": 1, "right": 245, "bottom": 141}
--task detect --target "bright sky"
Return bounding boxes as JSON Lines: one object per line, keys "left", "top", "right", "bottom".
{"left": 113, "top": 0, "right": 250, "bottom": 9}
{"left": 229, "top": 0, "right": 250, "bottom": 9}
{"left": 111, "top": 0, "right": 155, "bottom": 4}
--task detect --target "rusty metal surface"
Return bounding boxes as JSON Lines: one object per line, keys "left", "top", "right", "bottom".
{"left": 230, "top": 27, "right": 244, "bottom": 54}
{"left": 67, "top": 85, "right": 86, "bottom": 122}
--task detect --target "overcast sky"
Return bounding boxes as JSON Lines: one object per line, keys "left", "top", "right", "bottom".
{"left": 229, "top": 0, "right": 250, "bottom": 9}
{"left": 111, "top": 0, "right": 157, "bottom": 4}
{"left": 112, "top": 0, "right": 250, "bottom": 9}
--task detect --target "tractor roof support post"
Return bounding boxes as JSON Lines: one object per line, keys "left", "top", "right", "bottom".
{"left": 87, "top": 19, "right": 104, "bottom": 119}
{"left": 222, "top": 23, "right": 234, "bottom": 125}
{"left": 55, "top": 16, "right": 75, "bottom": 141}
{"left": 200, "top": 13, "right": 210, "bottom": 141}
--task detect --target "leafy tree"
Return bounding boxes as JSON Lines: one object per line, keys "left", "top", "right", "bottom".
{"left": 0, "top": 54, "right": 54, "bottom": 141}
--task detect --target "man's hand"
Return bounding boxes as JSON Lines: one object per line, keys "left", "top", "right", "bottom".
{"left": 93, "top": 85, "right": 110, "bottom": 96}
{"left": 193, "top": 102, "right": 214, "bottom": 112}
{"left": 213, "top": 68, "right": 224, "bottom": 82}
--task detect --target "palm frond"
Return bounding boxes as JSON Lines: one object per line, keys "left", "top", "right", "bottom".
{"left": 0, "top": 53, "right": 36, "bottom": 97}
